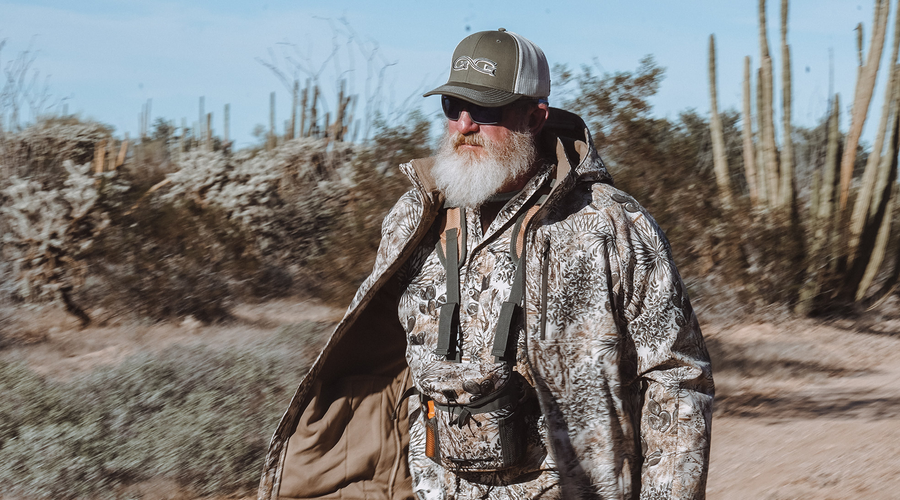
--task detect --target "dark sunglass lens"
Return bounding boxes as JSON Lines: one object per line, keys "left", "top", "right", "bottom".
{"left": 441, "top": 96, "right": 501, "bottom": 124}
{"left": 442, "top": 96, "right": 461, "bottom": 120}
{"left": 469, "top": 105, "right": 501, "bottom": 125}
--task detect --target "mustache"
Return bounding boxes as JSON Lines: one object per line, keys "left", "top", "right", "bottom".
{"left": 451, "top": 132, "right": 486, "bottom": 149}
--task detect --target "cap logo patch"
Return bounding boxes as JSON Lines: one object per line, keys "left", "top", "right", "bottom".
{"left": 453, "top": 56, "right": 497, "bottom": 76}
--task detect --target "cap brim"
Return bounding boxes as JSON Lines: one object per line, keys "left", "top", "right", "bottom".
{"left": 423, "top": 82, "right": 521, "bottom": 107}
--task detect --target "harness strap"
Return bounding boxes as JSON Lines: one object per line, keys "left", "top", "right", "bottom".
{"left": 492, "top": 196, "right": 548, "bottom": 362}
{"left": 438, "top": 207, "right": 466, "bottom": 264}
{"left": 435, "top": 176, "right": 559, "bottom": 364}
{"left": 435, "top": 207, "right": 464, "bottom": 361}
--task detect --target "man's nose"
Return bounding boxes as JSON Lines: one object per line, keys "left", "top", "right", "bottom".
{"left": 455, "top": 110, "right": 480, "bottom": 134}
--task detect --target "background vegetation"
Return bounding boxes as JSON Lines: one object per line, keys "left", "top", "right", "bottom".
{"left": 0, "top": 321, "right": 329, "bottom": 499}
{"left": 2, "top": 0, "right": 900, "bottom": 497}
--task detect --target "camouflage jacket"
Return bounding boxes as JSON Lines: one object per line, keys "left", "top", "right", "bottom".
{"left": 258, "top": 109, "right": 714, "bottom": 500}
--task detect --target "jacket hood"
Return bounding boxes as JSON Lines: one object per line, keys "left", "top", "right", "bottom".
{"left": 538, "top": 107, "right": 612, "bottom": 185}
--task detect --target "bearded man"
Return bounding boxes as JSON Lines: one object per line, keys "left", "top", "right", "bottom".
{"left": 259, "top": 29, "right": 714, "bottom": 500}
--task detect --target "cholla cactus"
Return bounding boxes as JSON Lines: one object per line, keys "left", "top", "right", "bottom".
{"left": 162, "top": 137, "right": 358, "bottom": 251}
{"left": 163, "top": 149, "right": 231, "bottom": 203}
{"left": 0, "top": 118, "right": 112, "bottom": 185}
{"left": 0, "top": 160, "right": 120, "bottom": 325}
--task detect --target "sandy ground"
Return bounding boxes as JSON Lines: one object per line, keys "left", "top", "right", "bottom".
{"left": 3, "top": 298, "right": 900, "bottom": 499}
{"left": 705, "top": 320, "right": 900, "bottom": 499}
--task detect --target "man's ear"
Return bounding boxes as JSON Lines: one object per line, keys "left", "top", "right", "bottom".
{"left": 528, "top": 103, "right": 550, "bottom": 135}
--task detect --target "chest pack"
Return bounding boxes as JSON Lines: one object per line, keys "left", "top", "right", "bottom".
{"left": 409, "top": 197, "right": 547, "bottom": 473}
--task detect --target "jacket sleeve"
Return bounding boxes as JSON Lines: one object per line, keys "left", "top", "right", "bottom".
{"left": 347, "top": 189, "right": 423, "bottom": 311}
{"left": 619, "top": 210, "right": 714, "bottom": 500}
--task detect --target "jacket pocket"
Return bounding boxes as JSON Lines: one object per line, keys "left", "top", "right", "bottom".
{"left": 420, "top": 372, "right": 541, "bottom": 473}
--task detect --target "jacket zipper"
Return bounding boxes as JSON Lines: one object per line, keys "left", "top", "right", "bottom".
{"left": 539, "top": 237, "right": 550, "bottom": 340}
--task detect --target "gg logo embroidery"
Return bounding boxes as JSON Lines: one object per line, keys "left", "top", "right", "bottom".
{"left": 453, "top": 56, "right": 498, "bottom": 76}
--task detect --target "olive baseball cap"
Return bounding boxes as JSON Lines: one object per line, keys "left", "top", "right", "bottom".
{"left": 424, "top": 28, "right": 550, "bottom": 107}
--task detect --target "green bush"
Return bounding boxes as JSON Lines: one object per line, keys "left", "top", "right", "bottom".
{"left": 0, "top": 321, "right": 330, "bottom": 499}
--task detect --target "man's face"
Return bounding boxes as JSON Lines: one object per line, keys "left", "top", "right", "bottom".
{"left": 447, "top": 102, "right": 531, "bottom": 158}
{"left": 431, "top": 100, "right": 539, "bottom": 208}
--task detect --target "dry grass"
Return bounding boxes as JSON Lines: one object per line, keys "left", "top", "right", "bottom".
{"left": 0, "top": 298, "right": 338, "bottom": 499}
{"left": 3, "top": 297, "right": 900, "bottom": 498}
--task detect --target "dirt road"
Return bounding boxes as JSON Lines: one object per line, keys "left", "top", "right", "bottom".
{"left": 4, "top": 299, "right": 900, "bottom": 498}
{"left": 705, "top": 320, "right": 900, "bottom": 499}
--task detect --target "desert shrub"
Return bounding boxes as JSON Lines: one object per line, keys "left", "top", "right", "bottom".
{"left": 0, "top": 116, "right": 112, "bottom": 190}
{"left": 85, "top": 199, "right": 260, "bottom": 323}
{"left": 0, "top": 107, "right": 433, "bottom": 321}
{"left": 0, "top": 119, "right": 250, "bottom": 325}
{"left": 555, "top": 57, "right": 814, "bottom": 316}
{"left": 121, "top": 118, "right": 185, "bottom": 192}
{"left": 357, "top": 109, "right": 434, "bottom": 174}
{"left": 297, "top": 154, "right": 410, "bottom": 304}
{"left": 0, "top": 360, "right": 63, "bottom": 448}
{"left": 0, "top": 268, "right": 15, "bottom": 348}
{"left": 155, "top": 133, "right": 416, "bottom": 305}
{"left": 0, "top": 300, "right": 39, "bottom": 349}
{"left": 0, "top": 321, "right": 331, "bottom": 499}
{"left": 0, "top": 161, "right": 127, "bottom": 325}
{"left": 159, "top": 141, "right": 351, "bottom": 255}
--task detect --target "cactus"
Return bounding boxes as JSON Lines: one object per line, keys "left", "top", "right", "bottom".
{"left": 224, "top": 104, "right": 230, "bottom": 145}
{"left": 849, "top": 0, "right": 900, "bottom": 258}
{"left": 708, "top": 35, "right": 734, "bottom": 209}
{"left": 856, "top": 114, "right": 900, "bottom": 300}
{"left": 759, "top": 0, "right": 781, "bottom": 208}
{"left": 300, "top": 81, "right": 309, "bottom": 138}
{"left": 742, "top": 56, "right": 759, "bottom": 207}
{"left": 797, "top": 94, "right": 841, "bottom": 314}
{"left": 779, "top": 0, "right": 795, "bottom": 208}
{"left": 840, "top": 0, "right": 889, "bottom": 211}
{"left": 268, "top": 91, "right": 276, "bottom": 150}
{"left": 756, "top": 67, "right": 769, "bottom": 205}
{"left": 291, "top": 79, "right": 298, "bottom": 140}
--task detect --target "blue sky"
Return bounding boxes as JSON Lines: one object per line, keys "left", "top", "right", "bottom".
{"left": 0, "top": 0, "right": 885, "bottom": 149}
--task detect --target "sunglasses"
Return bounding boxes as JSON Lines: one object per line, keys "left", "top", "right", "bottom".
{"left": 441, "top": 95, "right": 507, "bottom": 125}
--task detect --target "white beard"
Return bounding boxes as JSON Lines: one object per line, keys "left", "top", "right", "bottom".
{"left": 431, "top": 129, "right": 536, "bottom": 208}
